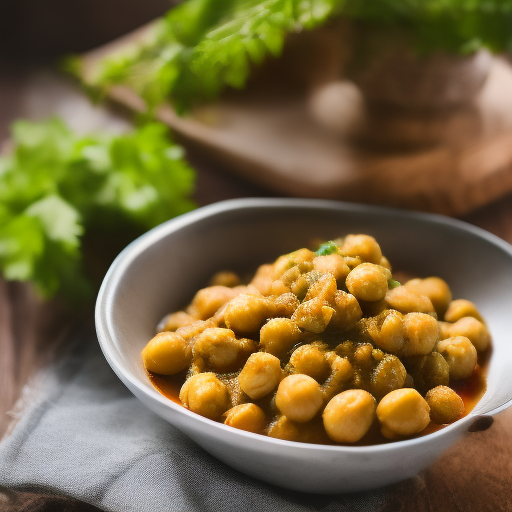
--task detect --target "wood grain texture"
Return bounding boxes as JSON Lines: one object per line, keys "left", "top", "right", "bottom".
{"left": 79, "top": 25, "right": 512, "bottom": 216}
{"left": 0, "top": 281, "right": 72, "bottom": 440}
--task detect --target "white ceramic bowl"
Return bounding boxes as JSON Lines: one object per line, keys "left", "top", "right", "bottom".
{"left": 96, "top": 198, "right": 512, "bottom": 494}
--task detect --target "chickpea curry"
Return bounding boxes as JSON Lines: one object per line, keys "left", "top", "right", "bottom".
{"left": 141, "top": 235, "right": 490, "bottom": 445}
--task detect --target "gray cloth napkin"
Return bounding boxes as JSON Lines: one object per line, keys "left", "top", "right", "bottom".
{"left": 0, "top": 328, "right": 420, "bottom": 512}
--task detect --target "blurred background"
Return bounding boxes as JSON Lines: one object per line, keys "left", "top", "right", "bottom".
{"left": 0, "top": 0, "right": 172, "bottom": 63}
{"left": 2, "top": 0, "right": 512, "bottom": 210}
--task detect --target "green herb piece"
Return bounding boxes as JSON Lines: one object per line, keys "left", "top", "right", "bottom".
{"left": 315, "top": 241, "right": 339, "bottom": 256}
{"left": 0, "top": 118, "right": 196, "bottom": 301}
{"left": 388, "top": 278, "right": 401, "bottom": 289}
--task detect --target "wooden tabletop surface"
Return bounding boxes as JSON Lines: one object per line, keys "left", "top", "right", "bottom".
{"left": 2, "top": 64, "right": 512, "bottom": 511}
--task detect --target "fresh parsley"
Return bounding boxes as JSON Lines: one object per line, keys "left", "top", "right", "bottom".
{"left": 315, "top": 241, "right": 340, "bottom": 256}
{"left": 89, "top": 0, "right": 345, "bottom": 114}
{"left": 0, "top": 118, "right": 196, "bottom": 301}
{"left": 83, "top": 0, "right": 512, "bottom": 115}
{"left": 345, "top": 0, "right": 512, "bottom": 55}
{"left": 388, "top": 278, "right": 401, "bottom": 289}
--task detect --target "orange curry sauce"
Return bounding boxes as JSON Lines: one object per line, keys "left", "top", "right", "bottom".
{"left": 146, "top": 347, "right": 489, "bottom": 446}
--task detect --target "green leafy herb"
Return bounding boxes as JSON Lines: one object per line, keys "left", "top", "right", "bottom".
{"left": 388, "top": 278, "right": 401, "bottom": 289}
{"left": 315, "top": 241, "right": 339, "bottom": 256}
{"left": 85, "top": 0, "right": 512, "bottom": 115}
{"left": 345, "top": 0, "right": 512, "bottom": 55}
{"left": 0, "top": 118, "right": 196, "bottom": 301}
{"left": 91, "top": 0, "right": 345, "bottom": 114}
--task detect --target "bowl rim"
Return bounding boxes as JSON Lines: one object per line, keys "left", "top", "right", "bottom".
{"left": 96, "top": 197, "right": 512, "bottom": 453}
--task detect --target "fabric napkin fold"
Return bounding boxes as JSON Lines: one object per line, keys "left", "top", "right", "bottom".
{"left": 0, "top": 327, "right": 431, "bottom": 512}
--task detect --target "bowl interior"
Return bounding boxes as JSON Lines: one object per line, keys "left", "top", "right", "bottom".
{"left": 98, "top": 199, "right": 512, "bottom": 426}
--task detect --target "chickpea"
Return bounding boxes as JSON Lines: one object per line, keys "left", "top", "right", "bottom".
{"left": 438, "top": 321, "right": 452, "bottom": 341}
{"left": 273, "top": 248, "right": 316, "bottom": 278}
{"left": 291, "top": 297, "right": 335, "bottom": 333}
{"left": 352, "top": 369, "right": 365, "bottom": 390}
{"left": 346, "top": 263, "right": 390, "bottom": 302}
{"left": 341, "top": 234, "right": 382, "bottom": 264}
{"left": 304, "top": 273, "right": 337, "bottom": 304}
{"left": 444, "top": 299, "right": 484, "bottom": 323}
{"left": 179, "top": 373, "right": 231, "bottom": 420}
{"left": 372, "top": 348, "right": 385, "bottom": 362}
{"left": 211, "top": 304, "right": 230, "bottom": 326}
{"left": 298, "top": 260, "right": 315, "bottom": 274}
{"left": 425, "top": 386, "right": 465, "bottom": 424}
{"left": 376, "top": 388, "right": 431, "bottom": 439}
{"left": 275, "top": 374, "right": 324, "bottom": 423}
{"left": 403, "top": 352, "right": 449, "bottom": 394}
{"left": 193, "top": 328, "right": 253, "bottom": 373}
{"left": 176, "top": 320, "right": 213, "bottom": 342}
{"left": 313, "top": 254, "right": 350, "bottom": 282}
{"left": 141, "top": 332, "right": 192, "bottom": 375}
{"left": 250, "top": 264, "right": 274, "bottom": 295}
{"left": 291, "top": 271, "right": 323, "bottom": 301}
{"left": 267, "top": 416, "right": 300, "bottom": 442}
{"left": 281, "top": 266, "right": 301, "bottom": 286}
{"left": 223, "top": 404, "right": 267, "bottom": 434}
{"left": 359, "top": 299, "right": 388, "bottom": 318}
{"left": 344, "top": 255, "right": 364, "bottom": 270}
{"left": 322, "top": 355, "right": 354, "bottom": 401}
{"left": 260, "top": 318, "right": 302, "bottom": 357}
{"left": 289, "top": 345, "right": 331, "bottom": 382}
{"left": 272, "top": 292, "right": 300, "bottom": 318}
{"left": 188, "top": 286, "right": 238, "bottom": 320}
{"left": 404, "top": 277, "right": 452, "bottom": 317}
{"left": 422, "top": 351, "right": 451, "bottom": 389}
{"left": 402, "top": 313, "right": 439, "bottom": 356}
{"left": 209, "top": 270, "right": 241, "bottom": 288}
{"left": 448, "top": 317, "right": 491, "bottom": 352}
{"left": 238, "top": 284, "right": 263, "bottom": 297}
{"left": 371, "top": 355, "right": 407, "bottom": 399}
{"left": 269, "top": 280, "right": 291, "bottom": 296}
{"left": 354, "top": 343, "right": 373, "bottom": 367}
{"left": 437, "top": 336, "right": 477, "bottom": 380}
{"left": 161, "top": 311, "right": 196, "bottom": 332}
{"left": 239, "top": 352, "right": 282, "bottom": 399}
{"left": 296, "top": 418, "right": 333, "bottom": 444}
{"left": 335, "top": 341, "right": 356, "bottom": 359}
{"left": 323, "top": 390, "right": 376, "bottom": 443}
{"left": 267, "top": 416, "right": 330, "bottom": 443}
{"left": 330, "top": 291, "right": 363, "bottom": 330}
{"left": 224, "top": 294, "right": 272, "bottom": 333}
{"left": 379, "top": 256, "right": 392, "bottom": 271}
{"left": 385, "top": 287, "right": 435, "bottom": 315}
{"left": 369, "top": 310, "right": 404, "bottom": 354}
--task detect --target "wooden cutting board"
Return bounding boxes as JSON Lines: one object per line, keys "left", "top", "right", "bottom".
{"left": 79, "top": 24, "right": 512, "bottom": 215}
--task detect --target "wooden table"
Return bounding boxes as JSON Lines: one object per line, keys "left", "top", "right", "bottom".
{"left": 1, "top": 65, "right": 512, "bottom": 512}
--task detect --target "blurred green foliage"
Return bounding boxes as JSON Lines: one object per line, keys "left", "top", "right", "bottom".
{"left": 346, "top": 0, "right": 512, "bottom": 55}
{"left": 89, "top": 0, "right": 512, "bottom": 114}
{"left": 0, "top": 119, "right": 196, "bottom": 301}
{"left": 92, "top": 0, "right": 345, "bottom": 113}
